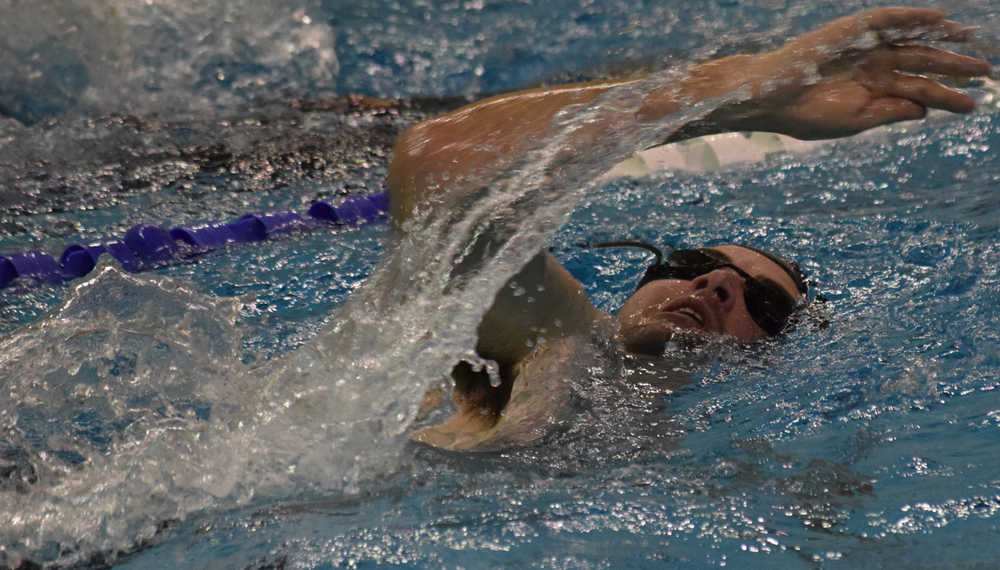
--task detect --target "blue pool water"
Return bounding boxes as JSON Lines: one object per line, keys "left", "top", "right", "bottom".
{"left": 2, "top": 1, "right": 999, "bottom": 568}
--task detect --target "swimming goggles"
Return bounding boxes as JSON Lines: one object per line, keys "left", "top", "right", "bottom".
{"left": 594, "top": 241, "right": 803, "bottom": 336}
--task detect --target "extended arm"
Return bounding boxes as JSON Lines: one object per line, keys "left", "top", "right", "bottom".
{"left": 404, "top": 8, "right": 990, "bottom": 450}
{"left": 388, "top": 7, "right": 990, "bottom": 222}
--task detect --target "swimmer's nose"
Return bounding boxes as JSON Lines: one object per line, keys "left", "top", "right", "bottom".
{"left": 692, "top": 269, "right": 743, "bottom": 313}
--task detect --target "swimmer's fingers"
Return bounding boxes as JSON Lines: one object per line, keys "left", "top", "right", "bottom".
{"left": 867, "top": 45, "right": 992, "bottom": 77}
{"left": 858, "top": 6, "right": 945, "bottom": 31}
{"left": 790, "top": 9, "right": 974, "bottom": 66}
{"left": 859, "top": 8, "right": 973, "bottom": 43}
{"left": 880, "top": 71, "right": 978, "bottom": 113}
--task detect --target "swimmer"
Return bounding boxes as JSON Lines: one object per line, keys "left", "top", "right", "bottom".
{"left": 385, "top": 7, "right": 991, "bottom": 450}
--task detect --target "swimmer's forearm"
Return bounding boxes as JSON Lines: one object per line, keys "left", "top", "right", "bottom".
{"left": 387, "top": 55, "right": 759, "bottom": 222}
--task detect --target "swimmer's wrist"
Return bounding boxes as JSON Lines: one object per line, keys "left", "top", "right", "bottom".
{"left": 705, "top": 50, "right": 814, "bottom": 136}
{"left": 639, "top": 54, "right": 774, "bottom": 140}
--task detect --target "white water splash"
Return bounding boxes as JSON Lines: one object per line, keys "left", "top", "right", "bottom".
{"left": 0, "top": 0, "right": 338, "bottom": 120}
{"left": 0, "top": 60, "right": 750, "bottom": 566}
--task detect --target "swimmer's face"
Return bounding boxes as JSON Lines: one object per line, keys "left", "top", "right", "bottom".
{"left": 616, "top": 245, "right": 803, "bottom": 354}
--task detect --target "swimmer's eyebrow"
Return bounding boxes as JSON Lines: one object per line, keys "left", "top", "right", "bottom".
{"left": 706, "top": 249, "right": 734, "bottom": 264}
{"left": 705, "top": 249, "right": 798, "bottom": 301}
{"left": 719, "top": 245, "right": 807, "bottom": 296}
{"left": 701, "top": 249, "right": 751, "bottom": 274}
{"left": 712, "top": 250, "right": 762, "bottom": 279}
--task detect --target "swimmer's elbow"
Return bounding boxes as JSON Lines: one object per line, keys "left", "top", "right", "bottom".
{"left": 387, "top": 125, "right": 426, "bottom": 223}
{"left": 387, "top": 120, "right": 469, "bottom": 224}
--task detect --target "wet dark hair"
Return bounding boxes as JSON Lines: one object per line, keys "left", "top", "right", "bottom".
{"left": 592, "top": 240, "right": 807, "bottom": 296}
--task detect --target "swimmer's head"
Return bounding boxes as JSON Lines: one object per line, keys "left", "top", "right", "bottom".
{"left": 602, "top": 242, "right": 807, "bottom": 355}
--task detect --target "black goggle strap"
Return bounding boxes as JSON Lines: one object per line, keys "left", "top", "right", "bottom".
{"left": 591, "top": 240, "right": 665, "bottom": 266}
{"left": 591, "top": 241, "right": 673, "bottom": 290}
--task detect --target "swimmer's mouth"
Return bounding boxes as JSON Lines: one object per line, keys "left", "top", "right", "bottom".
{"left": 673, "top": 307, "right": 704, "bottom": 326}
{"left": 663, "top": 304, "right": 707, "bottom": 329}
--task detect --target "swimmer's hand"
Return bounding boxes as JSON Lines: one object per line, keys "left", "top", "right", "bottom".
{"left": 736, "top": 7, "right": 992, "bottom": 139}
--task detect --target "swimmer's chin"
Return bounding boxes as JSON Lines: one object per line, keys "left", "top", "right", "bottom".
{"left": 618, "top": 322, "right": 719, "bottom": 355}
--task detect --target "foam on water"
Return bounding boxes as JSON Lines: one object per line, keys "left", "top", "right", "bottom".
{"left": 0, "top": 0, "right": 338, "bottom": 122}
{"left": 0, "top": 53, "right": 752, "bottom": 565}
